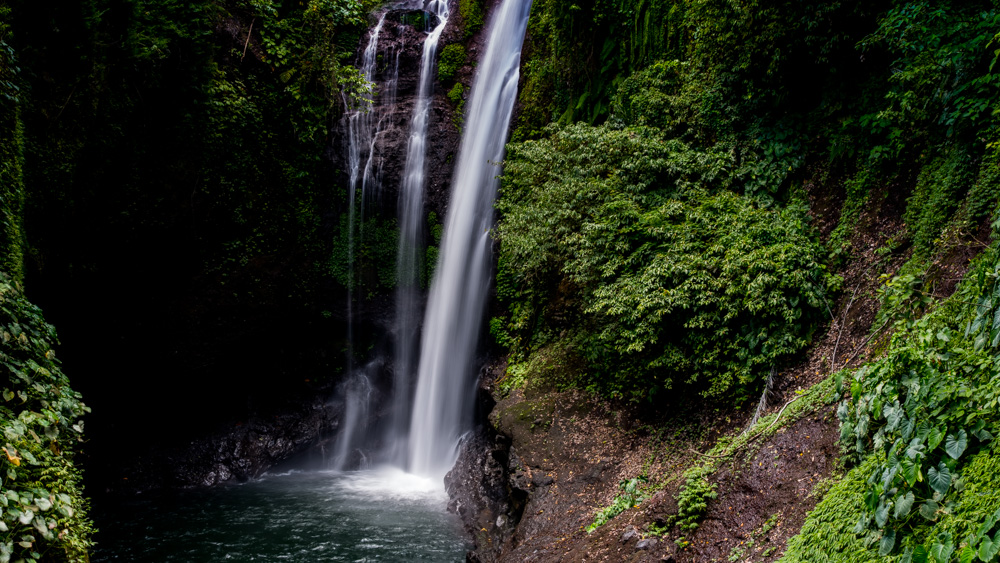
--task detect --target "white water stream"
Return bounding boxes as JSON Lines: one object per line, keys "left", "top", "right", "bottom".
{"left": 390, "top": 0, "right": 450, "bottom": 466}
{"left": 407, "top": 0, "right": 533, "bottom": 479}
{"left": 333, "top": 13, "right": 398, "bottom": 471}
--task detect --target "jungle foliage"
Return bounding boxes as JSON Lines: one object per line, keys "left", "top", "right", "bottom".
{"left": 495, "top": 123, "right": 831, "bottom": 401}
{"left": 0, "top": 1, "right": 374, "bottom": 555}
{"left": 785, "top": 220, "right": 1000, "bottom": 562}
{"left": 496, "top": 0, "right": 1000, "bottom": 409}
{"left": 0, "top": 7, "right": 24, "bottom": 285}
{"left": 0, "top": 275, "right": 91, "bottom": 562}
{"left": 7, "top": 0, "right": 374, "bottom": 313}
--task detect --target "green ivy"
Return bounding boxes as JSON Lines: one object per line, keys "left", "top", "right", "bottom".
{"left": 496, "top": 122, "right": 831, "bottom": 401}
{"left": 437, "top": 43, "right": 466, "bottom": 84}
{"left": 0, "top": 275, "right": 92, "bottom": 562}
{"left": 808, "top": 221, "right": 1000, "bottom": 559}
{"left": 672, "top": 466, "right": 718, "bottom": 532}
{"left": 457, "top": 0, "right": 484, "bottom": 39}
{"left": 587, "top": 477, "right": 648, "bottom": 532}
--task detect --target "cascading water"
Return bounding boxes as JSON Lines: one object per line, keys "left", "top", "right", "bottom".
{"left": 344, "top": 13, "right": 401, "bottom": 219}
{"left": 407, "top": 0, "right": 533, "bottom": 479}
{"left": 342, "top": 13, "right": 389, "bottom": 363}
{"left": 333, "top": 13, "right": 399, "bottom": 468}
{"left": 331, "top": 365, "right": 376, "bottom": 470}
{"left": 389, "top": 0, "right": 450, "bottom": 465}
{"left": 95, "top": 1, "right": 533, "bottom": 557}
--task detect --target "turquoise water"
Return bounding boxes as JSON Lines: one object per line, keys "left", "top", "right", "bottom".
{"left": 93, "top": 468, "right": 468, "bottom": 562}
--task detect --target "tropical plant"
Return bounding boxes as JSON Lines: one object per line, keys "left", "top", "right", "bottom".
{"left": 0, "top": 275, "right": 92, "bottom": 561}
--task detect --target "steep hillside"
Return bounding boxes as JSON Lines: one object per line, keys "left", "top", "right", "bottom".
{"left": 456, "top": 0, "right": 1000, "bottom": 561}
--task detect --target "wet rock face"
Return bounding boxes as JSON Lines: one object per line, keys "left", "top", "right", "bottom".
{"left": 98, "top": 392, "right": 341, "bottom": 493}
{"left": 442, "top": 373, "right": 529, "bottom": 562}
{"left": 173, "top": 401, "right": 338, "bottom": 487}
{"left": 331, "top": 4, "right": 461, "bottom": 223}
{"left": 444, "top": 424, "right": 528, "bottom": 561}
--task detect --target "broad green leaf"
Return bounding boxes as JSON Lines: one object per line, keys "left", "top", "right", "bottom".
{"left": 903, "top": 418, "right": 916, "bottom": 442}
{"left": 978, "top": 508, "right": 1000, "bottom": 538}
{"left": 946, "top": 430, "right": 968, "bottom": 460}
{"left": 906, "top": 438, "right": 925, "bottom": 460}
{"left": 928, "top": 427, "right": 945, "bottom": 451}
{"left": 876, "top": 501, "right": 890, "bottom": 527}
{"left": 894, "top": 491, "right": 915, "bottom": 518}
{"left": 920, "top": 500, "right": 939, "bottom": 521}
{"left": 879, "top": 528, "right": 897, "bottom": 556}
{"left": 901, "top": 458, "right": 919, "bottom": 486}
{"left": 886, "top": 404, "right": 901, "bottom": 429}
{"left": 883, "top": 463, "right": 900, "bottom": 489}
{"left": 865, "top": 487, "right": 880, "bottom": 511}
{"left": 852, "top": 516, "right": 867, "bottom": 535}
{"left": 958, "top": 545, "right": 976, "bottom": 563}
{"left": 931, "top": 540, "right": 954, "bottom": 563}
{"left": 928, "top": 463, "right": 952, "bottom": 495}
{"left": 979, "top": 537, "right": 998, "bottom": 561}
{"left": 975, "top": 332, "right": 987, "bottom": 351}
{"left": 840, "top": 422, "right": 854, "bottom": 441}
{"left": 972, "top": 421, "right": 993, "bottom": 442}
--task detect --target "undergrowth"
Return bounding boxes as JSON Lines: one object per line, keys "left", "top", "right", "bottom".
{"left": 587, "top": 477, "right": 648, "bottom": 532}
{"left": 585, "top": 374, "right": 839, "bottom": 537}
{"left": 0, "top": 275, "right": 92, "bottom": 561}
{"left": 784, "top": 213, "right": 1000, "bottom": 562}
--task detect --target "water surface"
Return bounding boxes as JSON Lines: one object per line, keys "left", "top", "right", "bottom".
{"left": 94, "top": 468, "right": 467, "bottom": 562}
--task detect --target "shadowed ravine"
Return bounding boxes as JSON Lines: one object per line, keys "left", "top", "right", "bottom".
{"left": 94, "top": 0, "right": 531, "bottom": 558}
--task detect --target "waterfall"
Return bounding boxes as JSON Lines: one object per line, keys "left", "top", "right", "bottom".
{"left": 343, "top": 13, "right": 390, "bottom": 365}
{"left": 333, "top": 13, "right": 400, "bottom": 468}
{"left": 331, "top": 367, "right": 377, "bottom": 470}
{"left": 407, "top": 0, "right": 533, "bottom": 479}
{"left": 390, "top": 0, "right": 450, "bottom": 464}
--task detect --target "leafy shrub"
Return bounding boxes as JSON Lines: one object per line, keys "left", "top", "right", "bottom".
{"left": 818, "top": 226, "right": 1000, "bottom": 558}
{"left": 496, "top": 122, "right": 831, "bottom": 401}
{"left": 0, "top": 275, "right": 92, "bottom": 561}
{"left": 903, "top": 146, "right": 979, "bottom": 259}
{"left": 781, "top": 455, "right": 885, "bottom": 562}
{"left": 587, "top": 477, "right": 648, "bottom": 532}
{"left": 859, "top": 1, "right": 1000, "bottom": 141}
{"left": 458, "top": 0, "right": 484, "bottom": 38}
{"left": 437, "top": 43, "right": 466, "bottom": 84}
{"left": 673, "top": 468, "right": 718, "bottom": 532}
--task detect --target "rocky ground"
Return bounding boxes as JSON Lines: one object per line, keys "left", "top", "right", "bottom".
{"left": 450, "top": 170, "right": 989, "bottom": 562}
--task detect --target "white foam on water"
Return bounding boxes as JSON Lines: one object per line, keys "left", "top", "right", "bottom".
{"left": 331, "top": 467, "right": 447, "bottom": 503}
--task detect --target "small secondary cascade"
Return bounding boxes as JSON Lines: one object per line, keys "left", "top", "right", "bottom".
{"left": 331, "top": 363, "right": 377, "bottom": 469}
{"left": 342, "top": 13, "right": 394, "bottom": 362}
{"left": 407, "top": 0, "right": 533, "bottom": 478}
{"left": 390, "top": 0, "right": 450, "bottom": 463}
{"left": 333, "top": 14, "right": 400, "bottom": 471}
